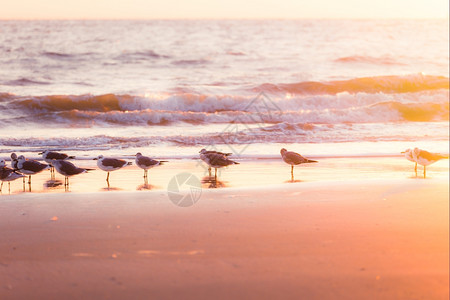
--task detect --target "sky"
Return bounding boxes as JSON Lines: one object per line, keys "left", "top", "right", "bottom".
{"left": 0, "top": 0, "right": 448, "bottom": 19}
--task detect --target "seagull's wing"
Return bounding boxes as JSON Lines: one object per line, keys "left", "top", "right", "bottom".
{"left": 208, "top": 153, "right": 237, "bottom": 166}
{"left": 22, "top": 160, "right": 48, "bottom": 172}
{"left": 47, "top": 152, "right": 69, "bottom": 160}
{"left": 138, "top": 156, "right": 159, "bottom": 167}
{"left": 102, "top": 158, "right": 127, "bottom": 168}
{"left": 419, "top": 150, "right": 449, "bottom": 161}
{"left": 284, "top": 152, "right": 307, "bottom": 164}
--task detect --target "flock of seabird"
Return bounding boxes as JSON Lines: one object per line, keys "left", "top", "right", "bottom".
{"left": 0, "top": 147, "right": 448, "bottom": 192}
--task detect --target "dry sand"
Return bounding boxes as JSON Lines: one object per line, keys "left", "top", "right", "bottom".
{"left": 0, "top": 176, "right": 448, "bottom": 299}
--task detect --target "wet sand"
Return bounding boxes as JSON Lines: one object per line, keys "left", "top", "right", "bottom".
{"left": 0, "top": 168, "right": 448, "bottom": 299}
{"left": 0, "top": 156, "right": 448, "bottom": 194}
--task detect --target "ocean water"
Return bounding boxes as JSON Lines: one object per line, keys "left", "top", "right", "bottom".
{"left": 0, "top": 19, "right": 448, "bottom": 160}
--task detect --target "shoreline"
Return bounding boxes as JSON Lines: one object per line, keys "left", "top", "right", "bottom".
{"left": 1, "top": 156, "right": 448, "bottom": 195}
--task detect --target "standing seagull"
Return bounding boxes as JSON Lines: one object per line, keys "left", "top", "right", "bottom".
{"left": 199, "top": 150, "right": 239, "bottom": 180}
{"left": 10, "top": 153, "right": 19, "bottom": 170}
{"left": 412, "top": 147, "right": 449, "bottom": 178}
{"left": 52, "top": 160, "right": 91, "bottom": 187}
{"left": 401, "top": 149, "right": 417, "bottom": 173}
{"left": 94, "top": 155, "right": 131, "bottom": 183}
{"left": 39, "top": 150, "right": 75, "bottom": 177}
{"left": 199, "top": 149, "right": 233, "bottom": 177}
{"left": 10, "top": 153, "right": 23, "bottom": 183}
{"left": 135, "top": 153, "right": 167, "bottom": 180}
{"left": 17, "top": 155, "right": 50, "bottom": 185}
{"left": 0, "top": 160, "right": 25, "bottom": 192}
{"left": 280, "top": 148, "right": 317, "bottom": 180}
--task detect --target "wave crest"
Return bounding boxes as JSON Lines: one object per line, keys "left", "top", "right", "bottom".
{"left": 254, "top": 74, "right": 449, "bottom": 95}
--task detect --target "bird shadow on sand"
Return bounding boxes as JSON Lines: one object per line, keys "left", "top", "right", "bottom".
{"left": 137, "top": 183, "right": 157, "bottom": 190}
{"left": 407, "top": 175, "right": 429, "bottom": 180}
{"left": 201, "top": 176, "right": 227, "bottom": 188}
{"left": 284, "top": 179, "right": 303, "bottom": 183}
{"left": 101, "top": 185, "right": 123, "bottom": 191}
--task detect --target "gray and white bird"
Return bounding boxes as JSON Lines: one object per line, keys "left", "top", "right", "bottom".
{"left": 0, "top": 159, "right": 25, "bottom": 192}
{"left": 52, "top": 160, "right": 91, "bottom": 187}
{"left": 39, "top": 150, "right": 75, "bottom": 177}
{"left": 10, "top": 153, "right": 19, "bottom": 170}
{"left": 199, "top": 149, "right": 238, "bottom": 179}
{"left": 17, "top": 155, "right": 50, "bottom": 184}
{"left": 93, "top": 155, "right": 131, "bottom": 182}
{"left": 412, "top": 147, "right": 449, "bottom": 177}
{"left": 135, "top": 152, "right": 167, "bottom": 179}
{"left": 199, "top": 149, "right": 232, "bottom": 176}
{"left": 39, "top": 150, "right": 75, "bottom": 163}
{"left": 401, "top": 148, "right": 417, "bottom": 172}
{"left": 280, "top": 148, "right": 317, "bottom": 179}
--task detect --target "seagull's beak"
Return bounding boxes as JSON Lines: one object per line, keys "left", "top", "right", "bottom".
{"left": 38, "top": 152, "right": 43, "bottom": 155}
{"left": 93, "top": 158, "right": 98, "bottom": 160}
{"left": 400, "top": 151, "right": 405, "bottom": 154}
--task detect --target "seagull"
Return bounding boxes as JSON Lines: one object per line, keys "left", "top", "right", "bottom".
{"left": 199, "top": 149, "right": 233, "bottom": 176}
{"left": 199, "top": 149, "right": 239, "bottom": 179}
{"left": 135, "top": 152, "right": 167, "bottom": 179}
{"left": 93, "top": 155, "right": 131, "bottom": 183}
{"left": 39, "top": 150, "right": 75, "bottom": 177}
{"left": 39, "top": 149, "right": 75, "bottom": 163}
{"left": 16, "top": 155, "right": 50, "bottom": 184}
{"left": 401, "top": 149, "right": 417, "bottom": 172}
{"left": 0, "top": 159, "right": 25, "bottom": 192}
{"left": 10, "top": 153, "right": 19, "bottom": 170}
{"left": 280, "top": 148, "right": 317, "bottom": 180}
{"left": 52, "top": 160, "right": 92, "bottom": 187}
{"left": 412, "top": 147, "right": 449, "bottom": 177}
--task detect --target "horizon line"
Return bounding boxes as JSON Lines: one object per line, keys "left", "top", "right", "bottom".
{"left": 0, "top": 16, "right": 449, "bottom": 21}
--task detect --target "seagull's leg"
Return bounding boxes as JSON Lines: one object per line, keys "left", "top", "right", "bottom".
{"left": 28, "top": 176, "right": 31, "bottom": 185}
{"left": 423, "top": 166, "right": 426, "bottom": 178}
{"left": 106, "top": 172, "right": 110, "bottom": 182}
{"left": 0, "top": 181, "right": 3, "bottom": 192}
{"left": 144, "top": 170, "right": 149, "bottom": 185}
{"left": 8, "top": 182, "right": 10, "bottom": 193}
{"left": 414, "top": 162, "right": 417, "bottom": 173}
{"left": 291, "top": 165, "right": 294, "bottom": 180}
{"left": 208, "top": 167, "right": 211, "bottom": 177}
{"left": 214, "top": 168, "right": 217, "bottom": 181}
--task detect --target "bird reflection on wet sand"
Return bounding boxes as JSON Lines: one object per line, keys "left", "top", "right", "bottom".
{"left": 137, "top": 183, "right": 156, "bottom": 190}
{"left": 101, "top": 186, "right": 123, "bottom": 191}
{"left": 285, "top": 179, "right": 303, "bottom": 184}
{"left": 202, "top": 176, "right": 226, "bottom": 188}
{"left": 44, "top": 179, "right": 64, "bottom": 189}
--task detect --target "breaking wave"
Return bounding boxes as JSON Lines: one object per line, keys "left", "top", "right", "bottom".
{"left": 254, "top": 74, "right": 448, "bottom": 95}
{"left": 1, "top": 74, "right": 448, "bottom": 127}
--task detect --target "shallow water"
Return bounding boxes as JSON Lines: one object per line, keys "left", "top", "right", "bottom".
{"left": 1, "top": 157, "right": 448, "bottom": 195}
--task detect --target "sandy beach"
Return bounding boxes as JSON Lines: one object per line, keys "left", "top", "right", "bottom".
{"left": 0, "top": 161, "right": 448, "bottom": 299}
